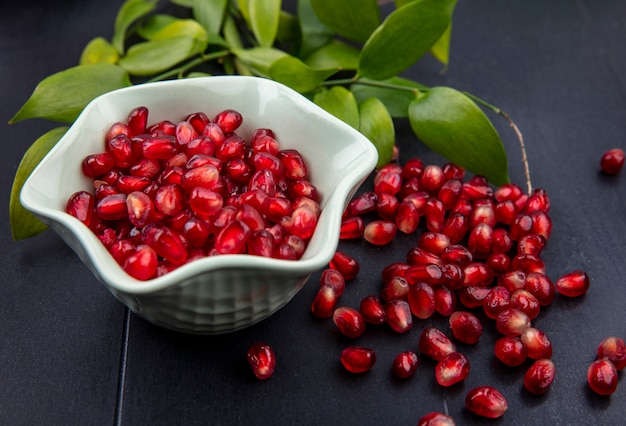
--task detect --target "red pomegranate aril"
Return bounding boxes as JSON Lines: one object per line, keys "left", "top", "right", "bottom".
{"left": 417, "top": 412, "right": 455, "bottom": 426}
{"left": 496, "top": 308, "right": 531, "bottom": 336}
{"left": 407, "top": 247, "right": 443, "bottom": 267}
{"left": 186, "top": 136, "right": 217, "bottom": 157}
{"left": 450, "top": 198, "right": 473, "bottom": 216}
{"left": 441, "top": 213, "right": 469, "bottom": 244}
{"left": 510, "top": 289, "right": 541, "bottom": 320}
{"left": 425, "top": 198, "right": 445, "bottom": 232}
{"left": 555, "top": 269, "right": 590, "bottom": 297}
{"left": 288, "top": 206, "right": 317, "bottom": 240}
{"left": 149, "top": 226, "right": 187, "bottom": 264}
{"left": 278, "top": 149, "right": 308, "bottom": 179}
{"left": 408, "top": 282, "right": 435, "bottom": 319}
{"left": 494, "top": 200, "right": 518, "bottom": 225}
{"left": 360, "top": 295, "right": 386, "bottom": 325}
{"left": 597, "top": 337, "right": 626, "bottom": 371}
{"left": 246, "top": 229, "right": 275, "bottom": 257}
{"left": 486, "top": 252, "right": 511, "bottom": 275}
{"left": 154, "top": 184, "right": 185, "bottom": 216}
{"left": 418, "top": 232, "right": 451, "bottom": 256}
{"left": 587, "top": 358, "right": 618, "bottom": 395}
{"left": 524, "top": 272, "right": 555, "bottom": 306}
{"left": 402, "top": 157, "right": 424, "bottom": 179}
{"left": 529, "top": 211, "right": 552, "bottom": 239}
{"left": 465, "top": 386, "right": 507, "bottom": 419}
{"left": 127, "top": 106, "right": 148, "bottom": 137}
{"left": 524, "top": 359, "right": 555, "bottom": 395}
{"left": 517, "top": 233, "right": 546, "bottom": 256}
{"left": 385, "top": 299, "right": 413, "bottom": 333}
{"left": 126, "top": 191, "right": 154, "bottom": 227}
{"left": 185, "top": 111, "right": 210, "bottom": 133}
{"left": 106, "top": 121, "right": 129, "bottom": 141}
{"left": 330, "top": 251, "right": 360, "bottom": 280}
{"left": 440, "top": 263, "right": 464, "bottom": 290}
{"left": 511, "top": 253, "right": 546, "bottom": 274}
{"left": 175, "top": 121, "right": 199, "bottom": 146}
{"left": 470, "top": 201, "right": 496, "bottom": 228}
{"left": 380, "top": 275, "right": 409, "bottom": 301}
{"left": 181, "top": 164, "right": 220, "bottom": 192}
{"left": 438, "top": 178, "right": 463, "bottom": 210}
{"left": 524, "top": 188, "right": 551, "bottom": 214}
{"left": 183, "top": 217, "right": 211, "bottom": 248}
{"left": 237, "top": 203, "right": 266, "bottom": 232}
{"left": 251, "top": 133, "right": 279, "bottom": 155}
{"left": 392, "top": 351, "right": 419, "bottom": 379}
{"left": 520, "top": 327, "right": 553, "bottom": 359}
{"left": 287, "top": 178, "right": 319, "bottom": 202}
{"left": 83, "top": 152, "right": 115, "bottom": 177}
{"left": 363, "top": 220, "right": 397, "bottom": 246}
{"left": 108, "top": 238, "right": 135, "bottom": 264}
{"left": 398, "top": 177, "right": 421, "bottom": 199}
{"left": 494, "top": 336, "right": 528, "bottom": 367}
{"left": 107, "top": 134, "right": 133, "bottom": 168}
{"left": 405, "top": 264, "right": 442, "bottom": 286}
{"left": 376, "top": 192, "right": 400, "bottom": 220}
{"left": 483, "top": 286, "right": 511, "bottom": 319}
{"left": 510, "top": 214, "right": 533, "bottom": 240}
{"left": 311, "top": 286, "right": 339, "bottom": 319}
{"left": 214, "top": 219, "right": 251, "bottom": 254}
{"left": 239, "top": 190, "right": 270, "bottom": 213}
{"left": 419, "top": 327, "right": 456, "bottom": 361}
{"left": 395, "top": 201, "right": 420, "bottom": 234}
{"left": 381, "top": 262, "right": 410, "bottom": 283}
{"left": 333, "top": 306, "right": 366, "bottom": 338}
{"left": 340, "top": 216, "right": 364, "bottom": 239}
{"left": 117, "top": 175, "right": 151, "bottom": 194}
{"left": 374, "top": 171, "right": 402, "bottom": 195}
{"left": 441, "top": 244, "right": 472, "bottom": 267}
{"left": 600, "top": 148, "right": 625, "bottom": 174}
{"left": 96, "top": 193, "right": 127, "bottom": 221}
{"left": 225, "top": 158, "right": 252, "bottom": 182}
{"left": 468, "top": 223, "right": 493, "bottom": 259}
{"left": 348, "top": 191, "right": 378, "bottom": 216}
{"left": 131, "top": 158, "right": 162, "bottom": 179}
{"left": 214, "top": 109, "right": 243, "bottom": 133}
{"left": 449, "top": 311, "right": 483, "bottom": 344}
{"left": 189, "top": 187, "right": 223, "bottom": 219}
{"left": 216, "top": 136, "right": 247, "bottom": 162}
{"left": 341, "top": 346, "right": 376, "bottom": 374}
{"left": 247, "top": 342, "right": 276, "bottom": 380}
{"left": 420, "top": 164, "right": 444, "bottom": 193}
{"left": 66, "top": 191, "right": 95, "bottom": 226}
{"left": 458, "top": 286, "right": 491, "bottom": 308}
{"left": 123, "top": 244, "right": 157, "bottom": 280}
{"left": 435, "top": 286, "right": 457, "bottom": 316}
{"left": 436, "top": 352, "right": 470, "bottom": 387}
{"left": 142, "top": 135, "right": 177, "bottom": 160}
{"left": 495, "top": 183, "right": 524, "bottom": 202}
{"left": 403, "top": 191, "right": 430, "bottom": 215}
{"left": 498, "top": 270, "right": 527, "bottom": 292}
{"left": 319, "top": 269, "right": 346, "bottom": 296}
{"left": 463, "top": 262, "right": 494, "bottom": 287}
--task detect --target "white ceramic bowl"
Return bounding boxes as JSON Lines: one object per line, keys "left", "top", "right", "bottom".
{"left": 20, "top": 76, "right": 377, "bottom": 334}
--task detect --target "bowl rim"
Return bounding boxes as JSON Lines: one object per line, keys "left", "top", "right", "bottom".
{"left": 20, "top": 76, "right": 378, "bottom": 295}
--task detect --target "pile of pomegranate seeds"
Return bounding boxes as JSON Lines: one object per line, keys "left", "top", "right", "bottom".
{"left": 304, "top": 156, "right": 600, "bottom": 420}
{"left": 66, "top": 106, "right": 321, "bottom": 280}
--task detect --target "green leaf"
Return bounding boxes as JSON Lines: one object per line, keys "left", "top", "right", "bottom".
{"left": 112, "top": 0, "right": 158, "bottom": 54}
{"left": 193, "top": 0, "right": 228, "bottom": 35}
{"left": 236, "top": 0, "right": 250, "bottom": 24}
{"left": 408, "top": 86, "right": 509, "bottom": 185}
{"left": 186, "top": 71, "right": 212, "bottom": 78}
{"left": 151, "top": 19, "right": 208, "bottom": 43}
{"left": 358, "top": 98, "right": 395, "bottom": 169}
{"left": 310, "top": 0, "right": 380, "bottom": 43}
{"left": 303, "top": 39, "right": 360, "bottom": 70}
{"left": 297, "top": 0, "right": 332, "bottom": 58}
{"left": 359, "top": 0, "right": 457, "bottom": 80}
{"left": 395, "top": 0, "right": 413, "bottom": 7}
{"left": 313, "top": 86, "right": 359, "bottom": 129}
{"left": 269, "top": 56, "right": 337, "bottom": 93}
{"left": 232, "top": 47, "right": 288, "bottom": 76}
{"left": 351, "top": 77, "right": 426, "bottom": 118}
{"left": 135, "top": 14, "right": 178, "bottom": 40}
{"left": 79, "top": 37, "right": 119, "bottom": 65}
{"left": 276, "top": 10, "right": 301, "bottom": 45}
{"left": 249, "top": 0, "right": 282, "bottom": 47}
{"left": 10, "top": 64, "right": 131, "bottom": 124}
{"left": 430, "top": 22, "right": 452, "bottom": 66}
{"left": 10, "top": 127, "right": 68, "bottom": 240}
{"left": 118, "top": 36, "right": 207, "bottom": 76}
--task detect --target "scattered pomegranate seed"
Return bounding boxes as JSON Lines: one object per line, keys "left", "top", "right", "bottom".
{"left": 392, "top": 351, "right": 419, "bottom": 379}
{"left": 435, "top": 352, "right": 470, "bottom": 386}
{"left": 524, "top": 359, "right": 556, "bottom": 395}
{"left": 417, "top": 412, "right": 456, "bottom": 426}
{"left": 360, "top": 295, "right": 386, "bottom": 325}
{"left": 494, "top": 336, "right": 528, "bottom": 367}
{"left": 419, "top": 327, "right": 457, "bottom": 361}
{"left": 333, "top": 306, "right": 366, "bottom": 338}
{"left": 555, "top": 270, "right": 590, "bottom": 297}
{"left": 465, "top": 386, "right": 508, "bottom": 419}
{"left": 311, "top": 286, "right": 338, "bottom": 319}
{"left": 520, "top": 327, "right": 553, "bottom": 359}
{"left": 385, "top": 299, "right": 413, "bottom": 333}
{"left": 363, "top": 220, "right": 397, "bottom": 245}
{"left": 449, "top": 311, "right": 483, "bottom": 344}
{"left": 587, "top": 358, "right": 618, "bottom": 395}
{"left": 600, "top": 148, "right": 625, "bottom": 174}
{"left": 596, "top": 336, "right": 626, "bottom": 371}
{"left": 329, "top": 251, "right": 360, "bottom": 280}
{"left": 340, "top": 346, "right": 376, "bottom": 373}
{"left": 247, "top": 342, "right": 276, "bottom": 380}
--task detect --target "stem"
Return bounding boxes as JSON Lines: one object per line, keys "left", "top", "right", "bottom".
{"left": 463, "top": 92, "right": 532, "bottom": 194}
{"left": 147, "top": 50, "right": 230, "bottom": 83}
{"left": 322, "top": 78, "right": 421, "bottom": 95}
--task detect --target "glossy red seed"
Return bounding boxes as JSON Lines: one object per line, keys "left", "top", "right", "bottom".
{"left": 498, "top": 270, "right": 527, "bottom": 292}
{"left": 408, "top": 282, "right": 435, "bottom": 319}
{"left": 418, "top": 232, "right": 451, "bottom": 256}
{"left": 436, "top": 352, "right": 470, "bottom": 386}
{"left": 333, "top": 306, "right": 366, "bottom": 338}
{"left": 465, "top": 386, "right": 508, "bottom": 419}
{"left": 524, "top": 359, "right": 556, "bottom": 395}
{"left": 341, "top": 347, "right": 376, "bottom": 373}
{"left": 524, "top": 272, "right": 556, "bottom": 306}
{"left": 438, "top": 179, "right": 463, "bottom": 210}
{"left": 517, "top": 233, "right": 547, "bottom": 256}
{"left": 189, "top": 187, "right": 223, "bottom": 219}
{"left": 381, "top": 262, "right": 410, "bottom": 283}
{"left": 123, "top": 245, "right": 157, "bottom": 280}
{"left": 458, "top": 286, "right": 491, "bottom": 308}
{"left": 419, "top": 327, "right": 456, "bottom": 361}
{"left": 468, "top": 223, "right": 493, "bottom": 259}
{"left": 395, "top": 200, "right": 420, "bottom": 234}
{"left": 441, "top": 213, "right": 470, "bottom": 244}
{"left": 183, "top": 217, "right": 211, "bottom": 248}
{"left": 555, "top": 270, "right": 590, "bottom": 297}
{"left": 440, "top": 263, "right": 464, "bottom": 290}
{"left": 463, "top": 262, "right": 494, "bottom": 287}
{"left": 96, "top": 193, "right": 128, "bottom": 221}
{"left": 510, "top": 289, "right": 541, "bottom": 320}
{"left": 374, "top": 171, "right": 402, "bottom": 195}
{"left": 407, "top": 247, "right": 443, "bottom": 267}
{"left": 496, "top": 308, "right": 531, "bottom": 336}
{"left": 524, "top": 188, "right": 551, "bottom": 214}
{"left": 600, "top": 148, "right": 625, "bottom": 174}
{"left": 82, "top": 152, "right": 115, "bottom": 177}
{"left": 126, "top": 191, "right": 154, "bottom": 227}
{"left": 425, "top": 198, "right": 445, "bottom": 232}
{"left": 405, "top": 264, "right": 443, "bottom": 286}
{"left": 214, "top": 109, "right": 243, "bottom": 133}
{"left": 402, "top": 158, "right": 424, "bottom": 179}
{"left": 441, "top": 244, "right": 472, "bottom": 267}
{"left": 363, "top": 220, "right": 397, "bottom": 246}
{"left": 420, "top": 165, "right": 444, "bottom": 192}
{"left": 385, "top": 299, "right": 413, "bottom": 333}
{"left": 597, "top": 337, "right": 626, "bottom": 371}
{"left": 449, "top": 311, "right": 483, "bottom": 344}
{"left": 376, "top": 192, "right": 400, "bottom": 220}
{"left": 214, "top": 219, "right": 251, "bottom": 254}
{"left": 247, "top": 342, "right": 276, "bottom": 380}
{"left": 520, "top": 327, "right": 553, "bottom": 359}
{"left": 494, "top": 336, "right": 528, "bottom": 367}
{"left": 392, "top": 351, "right": 419, "bottom": 379}
{"left": 417, "top": 412, "right": 456, "bottom": 426}
{"left": 66, "top": 191, "right": 95, "bottom": 226}
{"left": 495, "top": 183, "right": 524, "bottom": 202}
{"left": 311, "top": 286, "right": 338, "bottom": 319}
{"left": 434, "top": 286, "right": 457, "bottom": 316}
{"left": 319, "top": 269, "right": 346, "bottom": 296}
{"left": 587, "top": 358, "right": 618, "bottom": 395}
{"left": 380, "top": 275, "right": 409, "bottom": 301}
{"left": 482, "top": 286, "right": 511, "bottom": 319}
{"left": 330, "top": 251, "right": 360, "bottom": 280}
{"left": 359, "top": 295, "right": 386, "bottom": 325}
{"left": 511, "top": 253, "right": 546, "bottom": 275}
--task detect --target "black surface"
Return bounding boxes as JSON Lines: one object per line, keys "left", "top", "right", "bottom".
{"left": 2, "top": 1, "right": 626, "bottom": 425}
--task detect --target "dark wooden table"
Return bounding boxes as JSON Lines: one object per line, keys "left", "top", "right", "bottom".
{"left": 2, "top": 1, "right": 626, "bottom": 424}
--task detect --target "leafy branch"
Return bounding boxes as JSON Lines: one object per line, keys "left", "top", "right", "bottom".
{"left": 9, "top": 0, "right": 524, "bottom": 240}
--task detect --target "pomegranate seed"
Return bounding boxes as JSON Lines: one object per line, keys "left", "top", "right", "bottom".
{"left": 66, "top": 191, "right": 95, "bottom": 226}
{"left": 465, "top": 386, "right": 508, "bottom": 419}
{"left": 600, "top": 148, "right": 625, "bottom": 174}
{"left": 520, "top": 327, "right": 552, "bottom": 359}
{"left": 108, "top": 238, "right": 135, "bottom": 264}
{"left": 287, "top": 178, "right": 319, "bottom": 202}
{"left": 495, "top": 183, "right": 523, "bottom": 202}
{"left": 333, "top": 306, "right": 366, "bottom": 338}
{"left": 246, "top": 229, "right": 275, "bottom": 257}
{"left": 494, "top": 200, "right": 518, "bottom": 225}
{"left": 183, "top": 217, "right": 211, "bottom": 248}
{"left": 185, "top": 112, "right": 209, "bottom": 133}
{"left": 417, "top": 412, "right": 455, "bottom": 426}
{"left": 82, "top": 152, "right": 115, "bottom": 177}
{"left": 123, "top": 245, "right": 157, "bottom": 280}
{"left": 214, "top": 109, "right": 243, "bottom": 133}
{"left": 524, "top": 272, "right": 556, "bottom": 306}
{"left": 420, "top": 164, "right": 444, "bottom": 192}
{"left": 418, "top": 232, "right": 450, "bottom": 256}
{"left": 398, "top": 177, "right": 421, "bottom": 199}
{"left": 214, "top": 219, "right": 251, "bottom": 254}
{"left": 340, "top": 346, "right": 376, "bottom": 373}
{"left": 181, "top": 164, "right": 220, "bottom": 192}
{"left": 405, "top": 264, "right": 442, "bottom": 286}
{"left": 440, "top": 263, "right": 464, "bottom": 290}
{"left": 555, "top": 269, "right": 590, "bottom": 297}
{"left": 449, "top": 311, "right": 483, "bottom": 344}
{"left": 486, "top": 252, "right": 511, "bottom": 275}
{"left": 437, "top": 179, "right": 463, "bottom": 210}
{"left": 251, "top": 134, "right": 280, "bottom": 156}
{"left": 482, "top": 286, "right": 511, "bottom": 319}
{"left": 106, "top": 121, "right": 129, "bottom": 141}
{"left": 403, "top": 191, "right": 430, "bottom": 215}
{"left": 247, "top": 342, "right": 276, "bottom": 380}
{"left": 494, "top": 336, "right": 528, "bottom": 367}
{"left": 126, "top": 191, "right": 154, "bottom": 227}
{"left": 524, "top": 188, "right": 551, "bottom": 213}
{"left": 511, "top": 253, "right": 546, "bottom": 274}
{"left": 395, "top": 201, "right": 420, "bottom": 234}
{"left": 380, "top": 275, "right": 409, "bottom": 301}
{"left": 320, "top": 269, "right": 346, "bottom": 296}
{"left": 597, "top": 337, "right": 626, "bottom": 371}
{"left": 392, "top": 351, "right": 419, "bottom": 379}
{"left": 189, "top": 187, "right": 223, "bottom": 219}
{"left": 408, "top": 282, "right": 435, "bottom": 319}
{"left": 435, "top": 352, "right": 470, "bottom": 386}
{"left": 510, "top": 289, "right": 541, "bottom": 320}
{"left": 496, "top": 308, "right": 531, "bottom": 336}
{"left": 458, "top": 286, "right": 491, "bottom": 308}
{"left": 442, "top": 213, "right": 470, "bottom": 244}
{"left": 402, "top": 158, "right": 424, "bottom": 179}
{"left": 498, "top": 270, "right": 527, "bottom": 293}
{"left": 462, "top": 262, "right": 494, "bottom": 287}
{"left": 440, "top": 244, "right": 472, "bottom": 267}
{"left": 468, "top": 223, "right": 493, "bottom": 259}
{"left": 376, "top": 192, "right": 400, "bottom": 220}
{"left": 407, "top": 247, "right": 443, "bottom": 267}
{"left": 524, "top": 359, "right": 556, "bottom": 395}
{"left": 434, "top": 286, "right": 457, "bottom": 316}
{"left": 425, "top": 197, "right": 445, "bottom": 232}
{"left": 278, "top": 149, "right": 308, "bottom": 179}
{"left": 127, "top": 106, "right": 148, "bottom": 136}
{"left": 381, "top": 262, "right": 410, "bottom": 282}
{"left": 186, "top": 136, "right": 216, "bottom": 157}
{"left": 385, "top": 299, "right": 413, "bottom": 333}
{"left": 311, "top": 286, "right": 339, "bottom": 319}
{"left": 363, "top": 220, "right": 397, "bottom": 245}
{"left": 374, "top": 170, "right": 402, "bottom": 195}
{"left": 329, "top": 251, "right": 360, "bottom": 280}
{"left": 96, "top": 193, "right": 127, "bottom": 221}
{"left": 154, "top": 184, "right": 185, "bottom": 216}
{"left": 359, "top": 295, "right": 386, "bottom": 325}
{"left": 419, "top": 327, "right": 456, "bottom": 361}
{"left": 587, "top": 358, "right": 618, "bottom": 395}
